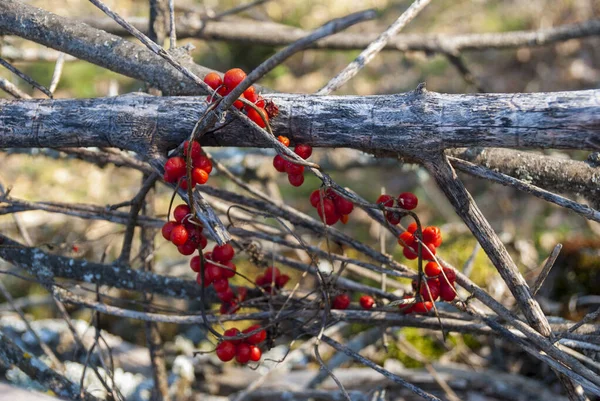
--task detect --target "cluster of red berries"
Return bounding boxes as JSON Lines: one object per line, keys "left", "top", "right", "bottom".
{"left": 400, "top": 262, "right": 457, "bottom": 314}
{"left": 272, "top": 136, "right": 313, "bottom": 187}
{"left": 309, "top": 188, "right": 354, "bottom": 225}
{"left": 216, "top": 325, "right": 266, "bottom": 364}
{"left": 330, "top": 294, "right": 376, "bottom": 310}
{"left": 161, "top": 204, "right": 208, "bottom": 255}
{"left": 203, "top": 69, "right": 278, "bottom": 128}
{"left": 397, "top": 222, "right": 443, "bottom": 261}
{"left": 163, "top": 140, "right": 213, "bottom": 189}
{"left": 376, "top": 192, "right": 419, "bottom": 225}
{"left": 255, "top": 266, "right": 289, "bottom": 294}
{"left": 191, "top": 243, "right": 247, "bottom": 314}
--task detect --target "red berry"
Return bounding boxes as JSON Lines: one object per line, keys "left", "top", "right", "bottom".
{"left": 285, "top": 161, "right": 304, "bottom": 176}
{"left": 288, "top": 173, "right": 304, "bottom": 187}
{"left": 213, "top": 278, "right": 229, "bottom": 293}
{"left": 423, "top": 226, "right": 442, "bottom": 247}
{"left": 199, "top": 235, "right": 208, "bottom": 250}
{"left": 222, "top": 261, "right": 236, "bottom": 279}
{"left": 164, "top": 157, "right": 186, "bottom": 181}
{"left": 359, "top": 295, "right": 375, "bottom": 310}
{"left": 334, "top": 196, "right": 354, "bottom": 215}
{"left": 294, "top": 144, "right": 312, "bottom": 159}
{"left": 179, "top": 177, "right": 188, "bottom": 190}
{"left": 196, "top": 272, "right": 211, "bottom": 287}
{"left": 173, "top": 204, "right": 190, "bottom": 223}
{"left": 170, "top": 224, "right": 188, "bottom": 246}
{"left": 413, "top": 301, "right": 433, "bottom": 314}
{"left": 217, "top": 288, "right": 235, "bottom": 303}
{"left": 420, "top": 278, "right": 440, "bottom": 302}
{"left": 275, "top": 274, "right": 290, "bottom": 288}
{"left": 192, "top": 155, "right": 212, "bottom": 174}
{"left": 441, "top": 267, "right": 456, "bottom": 285}
{"left": 243, "top": 86, "right": 256, "bottom": 99}
{"left": 163, "top": 170, "right": 174, "bottom": 183}
{"left": 190, "top": 256, "right": 201, "bottom": 273}
{"left": 439, "top": 281, "right": 456, "bottom": 302}
{"left": 332, "top": 294, "right": 350, "bottom": 310}
{"left": 423, "top": 243, "right": 437, "bottom": 260}
{"left": 407, "top": 222, "right": 418, "bottom": 233}
{"left": 398, "top": 192, "right": 418, "bottom": 210}
{"left": 277, "top": 136, "right": 290, "bottom": 147}
{"left": 403, "top": 245, "right": 418, "bottom": 260}
{"left": 398, "top": 231, "right": 414, "bottom": 248}
{"left": 204, "top": 263, "right": 223, "bottom": 283}
{"left": 247, "top": 107, "right": 268, "bottom": 128}
{"left": 255, "top": 274, "right": 267, "bottom": 287}
{"left": 376, "top": 194, "right": 394, "bottom": 207}
{"left": 237, "top": 287, "right": 248, "bottom": 302}
{"left": 185, "top": 225, "right": 204, "bottom": 245}
{"left": 192, "top": 168, "right": 209, "bottom": 185}
{"left": 245, "top": 90, "right": 259, "bottom": 104}
{"left": 317, "top": 198, "right": 339, "bottom": 225}
{"left": 223, "top": 68, "right": 246, "bottom": 90}
{"left": 216, "top": 340, "right": 236, "bottom": 362}
{"left": 213, "top": 243, "right": 235, "bottom": 263}
{"left": 161, "top": 221, "right": 177, "bottom": 240}
{"left": 223, "top": 328, "right": 241, "bottom": 344}
{"left": 177, "top": 242, "right": 196, "bottom": 255}
{"left": 220, "top": 302, "right": 239, "bottom": 314}
{"left": 235, "top": 343, "right": 251, "bottom": 364}
{"left": 424, "top": 262, "right": 442, "bottom": 277}
{"left": 233, "top": 99, "right": 244, "bottom": 109}
{"left": 217, "top": 85, "right": 230, "bottom": 96}
{"left": 183, "top": 140, "right": 202, "bottom": 159}
{"left": 249, "top": 345, "right": 262, "bottom": 362}
{"left": 204, "top": 72, "right": 222, "bottom": 90}
{"left": 243, "top": 325, "right": 267, "bottom": 345}
{"left": 273, "top": 155, "right": 286, "bottom": 172}
{"left": 310, "top": 190, "right": 323, "bottom": 207}
{"left": 264, "top": 266, "right": 281, "bottom": 281}
{"left": 386, "top": 211, "right": 401, "bottom": 225}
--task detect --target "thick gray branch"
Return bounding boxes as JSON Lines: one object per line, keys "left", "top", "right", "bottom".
{"left": 449, "top": 148, "right": 600, "bottom": 202}
{"left": 0, "top": 0, "right": 212, "bottom": 95}
{"left": 1, "top": 89, "right": 599, "bottom": 155}
{"left": 0, "top": 234, "right": 208, "bottom": 301}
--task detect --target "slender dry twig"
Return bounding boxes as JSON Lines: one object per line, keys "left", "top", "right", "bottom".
{"left": 0, "top": 76, "right": 31, "bottom": 98}
{"left": 78, "top": 15, "right": 600, "bottom": 54}
{"left": 48, "top": 52, "right": 65, "bottom": 94}
{"left": 0, "top": 56, "right": 52, "bottom": 97}
{"left": 317, "top": 0, "right": 432, "bottom": 95}
{"left": 117, "top": 172, "right": 160, "bottom": 264}
{"left": 532, "top": 244, "right": 563, "bottom": 296}
{"left": 449, "top": 156, "right": 600, "bottom": 223}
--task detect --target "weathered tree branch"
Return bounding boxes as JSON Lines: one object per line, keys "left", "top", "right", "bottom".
{"left": 0, "top": 0, "right": 214, "bottom": 96}
{"left": 448, "top": 148, "right": 600, "bottom": 203}
{"left": 78, "top": 15, "right": 600, "bottom": 54}
{"left": 0, "top": 234, "right": 209, "bottom": 301}
{"left": 0, "top": 330, "right": 100, "bottom": 401}
{"left": 1, "top": 89, "right": 599, "bottom": 156}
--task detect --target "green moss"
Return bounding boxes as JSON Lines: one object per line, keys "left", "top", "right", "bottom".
{"left": 442, "top": 237, "right": 495, "bottom": 287}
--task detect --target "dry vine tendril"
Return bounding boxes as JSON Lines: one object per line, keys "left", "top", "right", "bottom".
{"left": 159, "top": 68, "right": 457, "bottom": 366}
